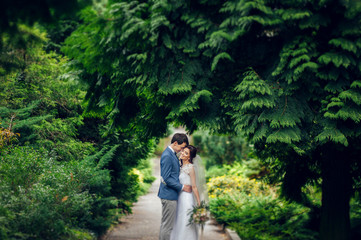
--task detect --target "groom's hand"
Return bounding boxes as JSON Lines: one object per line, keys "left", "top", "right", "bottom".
{"left": 183, "top": 185, "right": 192, "bottom": 193}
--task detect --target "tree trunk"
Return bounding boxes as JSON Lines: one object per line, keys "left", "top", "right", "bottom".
{"left": 320, "top": 150, "right": 351, "bottom": 240}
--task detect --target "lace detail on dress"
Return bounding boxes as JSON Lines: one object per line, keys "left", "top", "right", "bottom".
{"left": 180, "top": 163, "right": 193, "bottom": 175}
{"left": 171, "top": 162, "right": 198, "bottom": 240}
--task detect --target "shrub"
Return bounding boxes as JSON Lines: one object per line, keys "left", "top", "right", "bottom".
{"left": 0, "top": 146, "right": 116, "bottom": 239}
{"left": 205, "top": 164, "right": 228, "bottom": 181}
{"left": 210, "top": 193, "right": 318, "bottom": 240}
{"left": 351, "top": 194, "right": 361, "bottom": 240}
{"left": 132, "top": 157, "right": 156, "bottom": 196}
{"left": 207, "top": 174, "right": 275, "bottom": 199}
{"left": 0, "top": 200, "right": 14, "bottom": 240}
{"left": 154, "top": 137, "right": 170, "bottom": 156}
{"left": 193, "top": 131, "right": 248, "bottom": 167}
{"left": 207, "top": 172, "right": 318, "bottom": 240}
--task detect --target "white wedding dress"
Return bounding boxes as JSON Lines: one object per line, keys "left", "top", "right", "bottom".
{"left": 170, "top": 163, "right": 198, "bottom": 240}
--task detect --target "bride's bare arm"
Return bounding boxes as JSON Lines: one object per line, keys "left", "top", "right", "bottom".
{"left": 189, "top": 166, "right": 201, "bottom": 206}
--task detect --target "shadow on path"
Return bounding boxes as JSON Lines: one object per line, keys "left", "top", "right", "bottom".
{"left": 104, "top": 157, "right": 228, "bottom": 240}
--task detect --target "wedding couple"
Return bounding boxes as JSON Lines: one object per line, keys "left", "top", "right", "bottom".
{"left": 158, "top": 133, "right": 205, "bottom": 240}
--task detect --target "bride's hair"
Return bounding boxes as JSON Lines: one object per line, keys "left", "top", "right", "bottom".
{"left": 186, "top": 145, "right": 197, "bottom": 164}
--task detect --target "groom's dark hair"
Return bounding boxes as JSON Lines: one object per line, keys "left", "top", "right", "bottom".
{"left": 171, "top": 133, "right": 189, "bottom": 145}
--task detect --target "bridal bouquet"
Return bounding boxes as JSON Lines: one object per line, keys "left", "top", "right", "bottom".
{"left": 187, "top": 201, "right": 210, "bottom": 227}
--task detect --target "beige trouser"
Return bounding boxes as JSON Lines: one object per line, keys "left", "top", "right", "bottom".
{"left": 159, "top": 199, "right": 177, "bottom": 240}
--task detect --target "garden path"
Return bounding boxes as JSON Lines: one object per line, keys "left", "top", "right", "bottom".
{"left": 103, "top": 157, "right": 228, "bottom": 240}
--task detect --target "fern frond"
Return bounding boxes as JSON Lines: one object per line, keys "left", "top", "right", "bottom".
{"left": 211, "top": 52, "right": 233, "bottom": 71}
{"left": 316, "top": 127, "right": 348, "bottom": 146}
{"left": 329, "top": 38, "right": 357, "bottom": 54}
{"left": 266, "top": 127, "right": 301, "bottom": 144}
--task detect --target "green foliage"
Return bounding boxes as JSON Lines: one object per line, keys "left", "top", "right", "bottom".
{"left": 0, "top": 102, "right": 52, "bottom": 144}
{"left": 206, "top": 159, "right": 267, "bottom": 182}
{"left": 193, "top": 130, "right": 249, "bottom": 167}
{"left": 154, "top": 137, "right": 169, "bottom": 156}
{"left": 63, "top": 1, "right": 216, "bottom": 136}
{"left": 350, "top": 194, "right": 361, "bottom": 240}
{"left": 210, "top": 194, "right": 317, "bottom": 240}
{"left": 0, "top": 0, "right": 90, "bottom": 73}
{"left": 207, "top": 171, "right": 275, "bottom": 200}
{"left": 45, "top": 20, "right": 81, "bottom": 53}
{"left": 208, "top": 172, "right": 317, "bottom": 240}
{"left": 0, "top": 20, "right": 157, "bottom": 239}
{"left": 211, "top": 52, "right": 234, "bottom": 71}
{"left": 0, "top": 43, "right": 96, "bottom": 161}
{"left": 205, "top": 165, "right": 228, "bottom": 181}
{"left": 59, "top": 0, "right": 361, "bottom": 238}
{"left": 132, "top": 158, "right": 157, "bottom": 196}
{"left": 0, "top": 146, "right": 116, "bottom": 239}
{"left": 0, "top": 24, "right": 48, "bottom": 74}
{"left": 86, "top": 133, "right": 156, "bottom": 214}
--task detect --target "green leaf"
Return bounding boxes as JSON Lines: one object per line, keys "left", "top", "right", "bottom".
{"left": 293, "top": 62, "right": 319, "bottom": 75}
{"left": 167, "top": 90, "right": 213, "bottom": 118}
{"left": 351, "top": 80, "right": 361, "bottom": 89}
{"left": 289, "top": 54, "right": 311, "bottom": 68}
{"left": 162, "top": 34, "right": 172, "bottom": 49}
{"left": 266, "top": 128, "right": 301, "bottom": 144}
{"left": 280, "top": 9, "right": 312, "bottom": 21}
{"left": 329, "top": 38, "right": 357, "bottom": 54}
{"left": 211, "top": 52, "right": 233, "bottom": 71}
{"left": 336, "top": 105, "right": 361, "bottom": 122}
{"left": 339, "top": 89, "right": 361, "bottom": 105}
{"left": 210, "top": 30, "right": 234, "bottom": 42}
{"left": 318, "top": 52, "right": 356, "bottom": 68}
{"left": 241, "top": 97, "right": 276, "bottom": 110}
{"left": 316, "top": 128, "right": 348, "bottom": 146}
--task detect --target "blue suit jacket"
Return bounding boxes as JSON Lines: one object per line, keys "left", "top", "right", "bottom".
{"left": 158, "top": 147, "right": 183, "bottom": 200}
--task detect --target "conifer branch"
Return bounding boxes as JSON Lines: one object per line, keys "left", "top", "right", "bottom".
{"left": 181, "top": 68, "right": 184, "bottom": 83}
{"left": 281, "top": 96, "right": 288, "bottom": 116}
{"left": 167, "top": 60, "right": 174, "bottom": 86}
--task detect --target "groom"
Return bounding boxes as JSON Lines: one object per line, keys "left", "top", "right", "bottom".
{"left": 158, "top": 133, "right": 192, "bottom": 240}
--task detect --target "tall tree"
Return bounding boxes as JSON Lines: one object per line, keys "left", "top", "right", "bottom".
{"left": 63, "top": 1, "right": 361, "bottom": 239}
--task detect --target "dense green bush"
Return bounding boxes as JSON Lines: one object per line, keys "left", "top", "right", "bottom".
{"left": 0, "top": 146, "right": 117, "bottom": 239}
{"left": 206, "top": 160, "right": 268, "bottom": 182}
{"left": 133, "top": 157, "right": 157, "bottom": 196}
{"left": 193, "top": 131, "right": 248, "bottom": 167}
{"left": 207, "top": 169, "right": 318, "bottom": 240}
{"left": 205, "top": 165, "right": 228, "bottom": 181}
{"left": 0, "top": 45, "right": 96, "bottom": 162}
{"left": 88, "top": 134, "right": 156, "bottom": 214}
{"left": 350, "top": 194, "right": 361, "bottom": 240}
{"left": 210, "top": 193, "right": 317, "bottom": 240}
{"left": 0, "top": 24, "right": 158, "bottom": 239}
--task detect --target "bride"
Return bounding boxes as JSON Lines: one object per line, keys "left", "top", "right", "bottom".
{"left": 170, "top": 145, "right": 203, "bottom": 240}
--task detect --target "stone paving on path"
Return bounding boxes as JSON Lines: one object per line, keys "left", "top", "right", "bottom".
{"left": 104, "top": 157, "right": 229, "bottom": 240}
